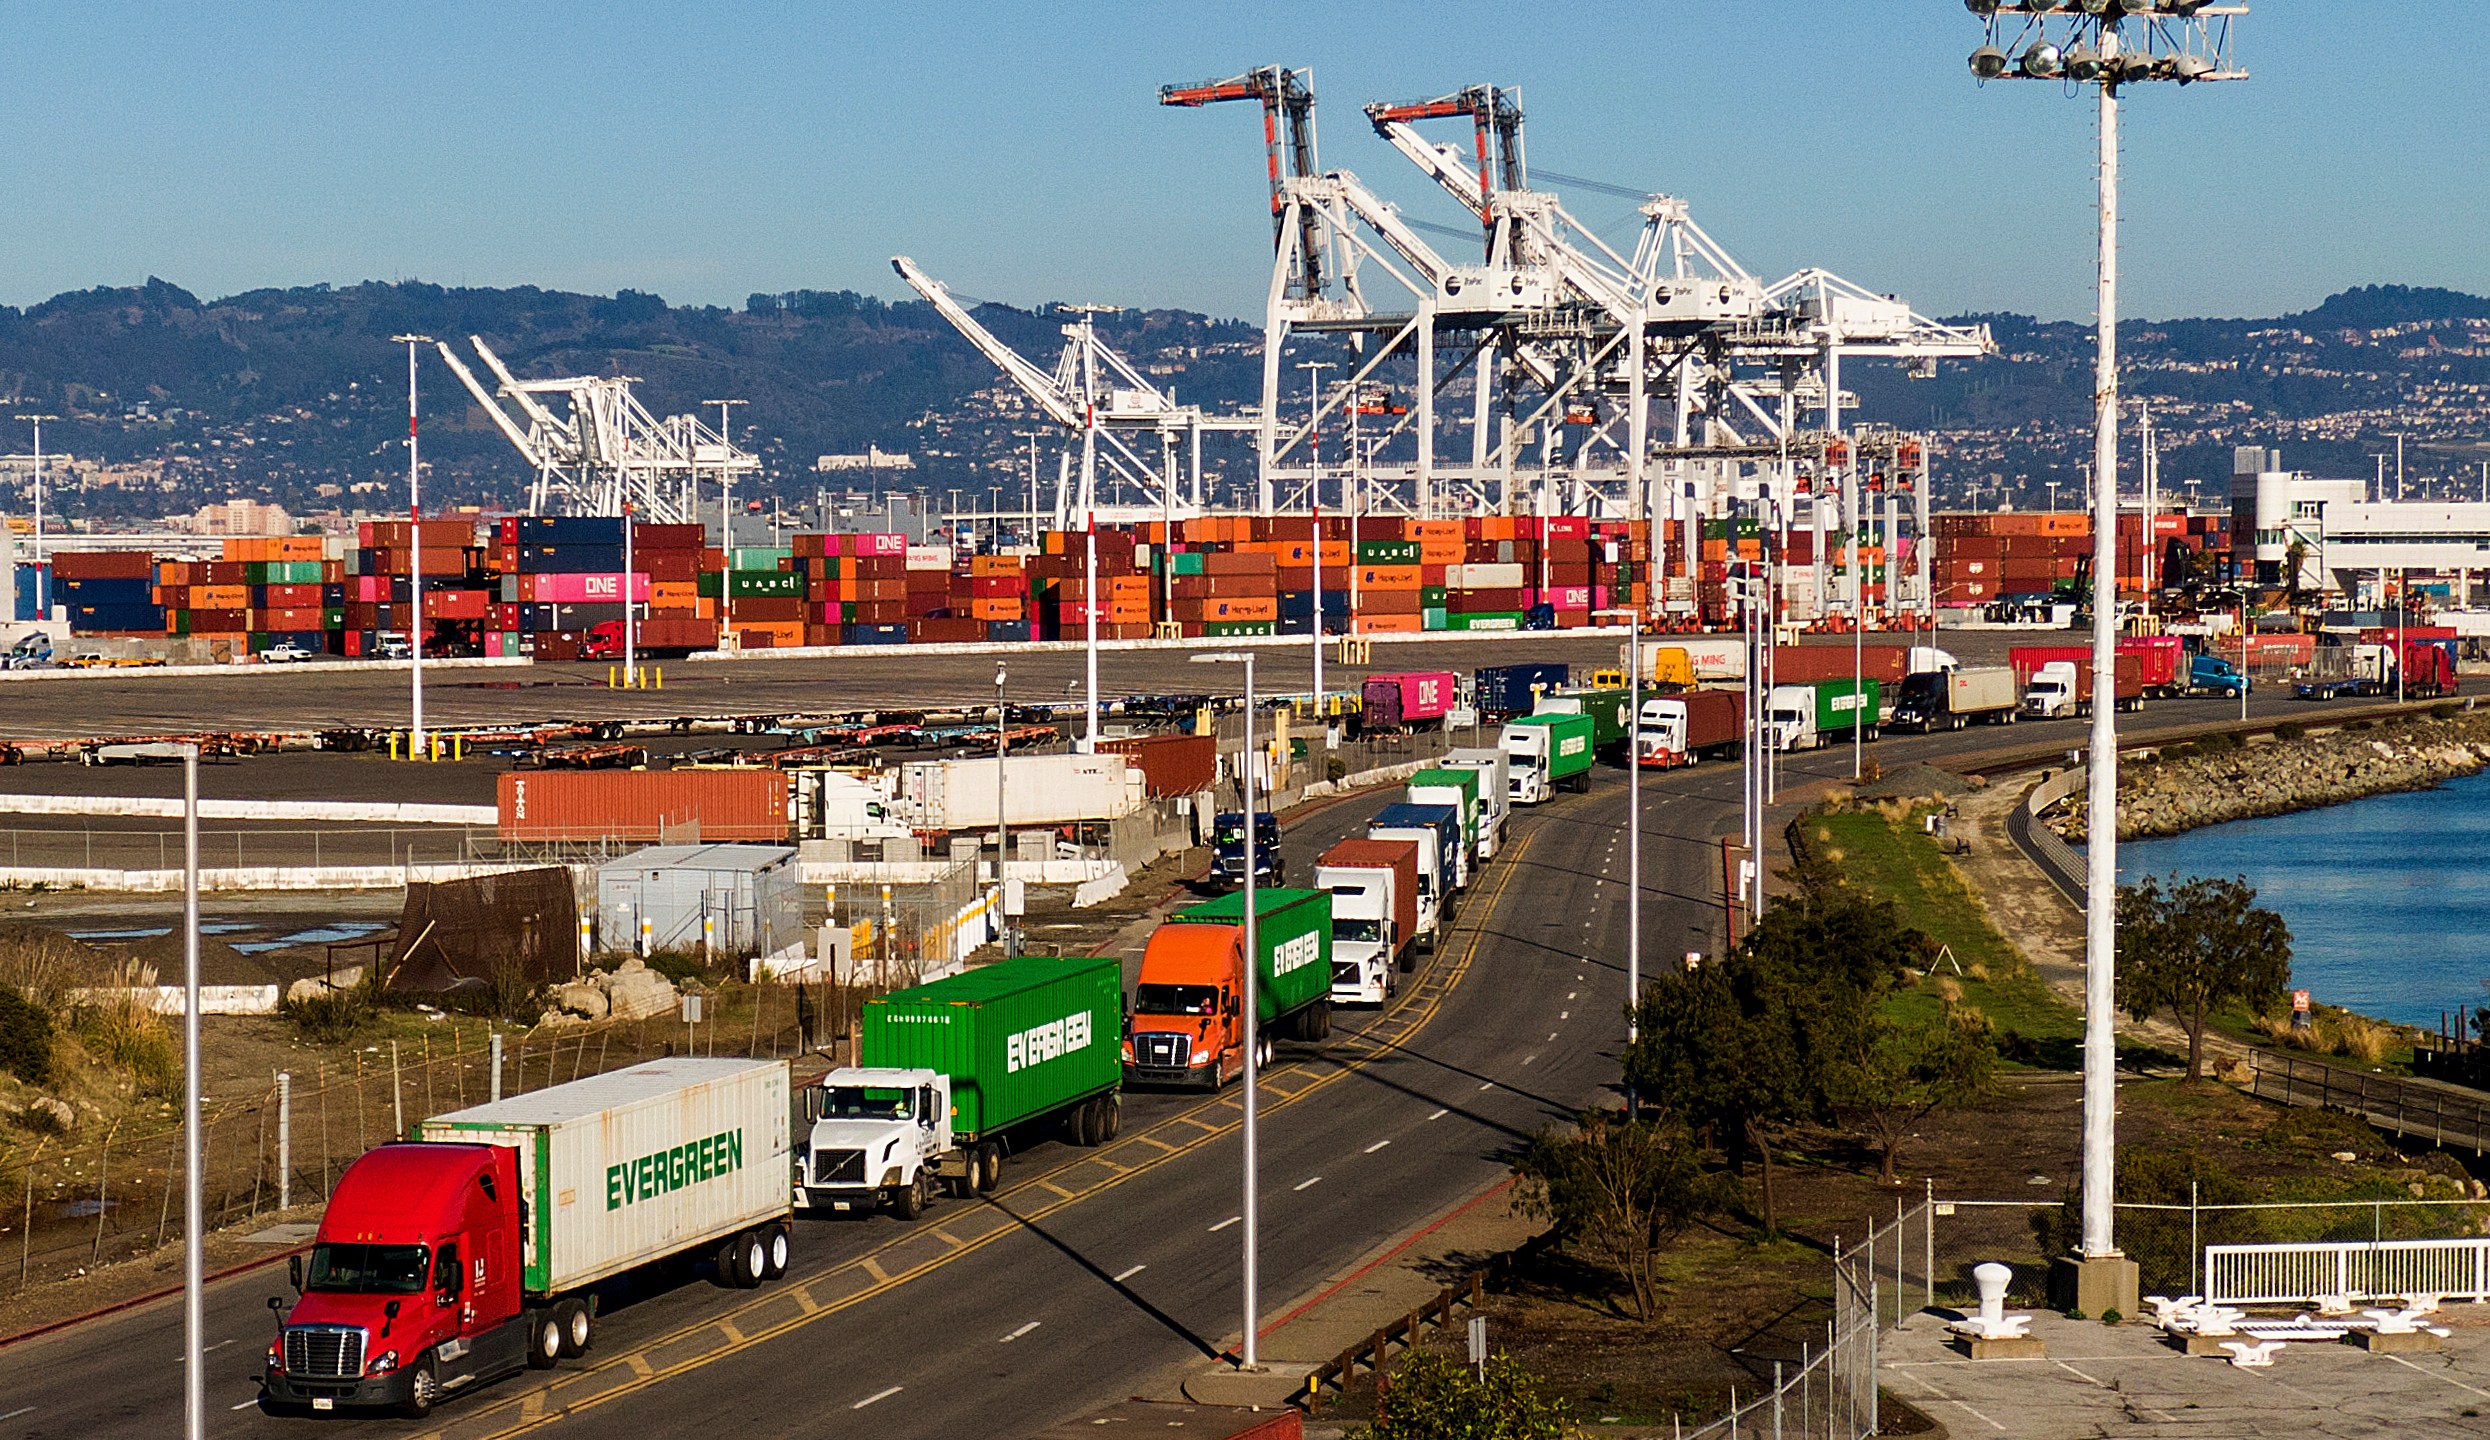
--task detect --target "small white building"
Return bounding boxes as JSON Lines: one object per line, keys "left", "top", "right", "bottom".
{"left": 2229, "top": 446, "right": 2490, "bottom": 602}
{"left": 596, "top": 843, "right": 805, "bottom": 957}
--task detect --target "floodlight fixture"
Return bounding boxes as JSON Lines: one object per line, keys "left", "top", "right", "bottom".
{"left": 1964, "top": 0, "right": 2001, "bottom": 14}
{"left": 2063, "top": 42, "right": 2105, "bottom": 80}
{"left": 2169, "top": 52, "right": 2215, "bottom": 82}
{"left": 2020, "top": 41, "right": 2065, "bottom": 77}
{"left": 1969, "top": 44, "right": 2010, "bottom": 79}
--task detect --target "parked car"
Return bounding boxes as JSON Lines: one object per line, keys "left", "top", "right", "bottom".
{"left": 262, "top": 641, "right": 316, "bottom": 664}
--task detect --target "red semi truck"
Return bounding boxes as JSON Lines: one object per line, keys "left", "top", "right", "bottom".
{"left": 1635, "top": 688, "right": 1744, "bottom": 768}
{"left": 261, "top": 1059, "right": 792, "bottom": 1418}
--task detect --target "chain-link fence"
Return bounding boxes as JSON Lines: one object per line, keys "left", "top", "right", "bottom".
{"left": 0, "top": 825, "right": 502, "bottom": 872}
{"left": 1680, "top": 1217, "right": 1890, "bottom": 1440}
{"left": 0, "top": 984, "right": 857, "bottom": 1305}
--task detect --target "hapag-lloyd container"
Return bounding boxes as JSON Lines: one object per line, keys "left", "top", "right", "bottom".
{"left": 860, "top": 955, "right": 1122, "bottom": 1142}
{"left": 417, "top": 1057, "right": 790, "bottom": 1293}
{"left": 497, "top": 769, "right": 792, "bottom": 843}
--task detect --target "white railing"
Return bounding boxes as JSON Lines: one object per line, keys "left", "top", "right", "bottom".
{"left": 2205, "top": 1238, "right": 2490, "bottom": 1306}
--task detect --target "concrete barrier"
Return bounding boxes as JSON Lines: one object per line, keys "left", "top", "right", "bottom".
{"left": 0, "top": 796, "right": 497, "bottom": 825}
{"left": 64, "top": 984, "right": 281, "bottom": 1015}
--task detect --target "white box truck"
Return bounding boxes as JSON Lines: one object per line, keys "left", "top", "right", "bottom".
{"left": 1438, "top": 746, "right": 1510, "bottom": 860}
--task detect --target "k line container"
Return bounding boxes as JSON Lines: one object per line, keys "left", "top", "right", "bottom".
{"left": 497, "top": 769, "right": 792, "bottom": 843}
{"left": 861, "top": 955, "right": 1122, "bottom": 1141}
{"left": 417, "top": 1057, "right": 790, "bottom": 1295}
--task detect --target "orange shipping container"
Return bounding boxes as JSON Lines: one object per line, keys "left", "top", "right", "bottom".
{"left": 1353, "top": 613, "right": 1424, "bottom": 634}
{"left": 496, "top": 769, "right": 789, "bottom": 843}
{"left": 1356, "top": 564, "right": 1423, "bottom": 591}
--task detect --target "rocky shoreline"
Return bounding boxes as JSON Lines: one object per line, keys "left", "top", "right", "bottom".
{"left": 2054, "top": 709, "right": 2490, "bottom": 843}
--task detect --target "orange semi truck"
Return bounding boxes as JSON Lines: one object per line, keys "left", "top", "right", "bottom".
{"left": 1123, "top": 890, "right": 1333, "bottom": 1088}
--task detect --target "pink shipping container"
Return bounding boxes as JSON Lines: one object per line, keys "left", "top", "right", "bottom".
{"left": 1360, "top": 671, "right": 1458, "bottom": 730}
{"left": 532, "top": 572, "right": 651, "bottom": 604}
{"left": 1549, "top": 585, "right": 1593, "bottom": 610}
{"left": 844, "top": 533, "right": 908, "bottom": 558}
{"left": 496, "top": 769, "right": 791, "bottom": 843}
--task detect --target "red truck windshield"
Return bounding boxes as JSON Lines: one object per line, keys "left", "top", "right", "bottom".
{"left": 305, "top": 1242, "right": 429, "bottom": 1295}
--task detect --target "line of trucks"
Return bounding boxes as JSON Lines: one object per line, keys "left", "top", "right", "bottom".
{"left": 261, "top": 760, "right": 1538, "bottom": 1421}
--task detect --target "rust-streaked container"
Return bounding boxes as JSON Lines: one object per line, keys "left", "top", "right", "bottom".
{"left": 1097, "top": 733, "right": 1216, "bottom": 797}
{"left": 497, "top": 769, "right": 791, "bottom": 843}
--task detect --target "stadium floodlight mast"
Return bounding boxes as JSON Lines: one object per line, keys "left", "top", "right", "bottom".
{"left": 1966, "top": 0, "right": 2247, "bottom": 1311}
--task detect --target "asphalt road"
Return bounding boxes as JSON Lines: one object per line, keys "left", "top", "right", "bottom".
{"left": 0, "top": 680, "right": 2432, "bottom": 1439}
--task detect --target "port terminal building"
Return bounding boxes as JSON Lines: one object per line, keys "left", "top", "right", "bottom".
{"left": 2230, "top": 446, "right": 2490, "bottom": 605}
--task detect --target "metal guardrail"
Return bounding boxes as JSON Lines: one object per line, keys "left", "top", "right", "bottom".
{"left": 2250, "top": 1050, "right": 2490, "bottom": 1155}
{"left": 2009, "top": 765, "right": 2088, "bottom": 905}
{"left": 2206, "top": 1237, "right": 2490, "bottom": 1306}
{"left": 1300, "top": 1270, "right": 1487, "bottom": 1408}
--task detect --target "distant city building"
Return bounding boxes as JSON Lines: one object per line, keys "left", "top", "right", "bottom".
{"left": 814, "top": 446, "right": 916, "bottom": 473}
{"left": 186, "top": 499, "right": 295, "bottom": 536}
{"left": 2232, "top": 445, "right": 2490, "bottom": 604}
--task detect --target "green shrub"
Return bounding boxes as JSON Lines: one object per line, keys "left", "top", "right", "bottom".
{"left": 284, "top": 988, "right": 372, "bottom": 1044}
{"left": 2432, "top": 702, "right": 2459, "bottom": 721}
{"left": 0, "top": 982, "right": 53, "bottom": 1084}
{"left": 73, "top": 997, "right": 179, "bottom": 1096}
{"left": 2272, "top": 720, "right": 2306, "bottom": 742}
{"left": 2035, "top": 1148, "right": 2259, "bottom": 1295}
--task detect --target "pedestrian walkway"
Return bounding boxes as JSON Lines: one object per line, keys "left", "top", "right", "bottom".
{"left": 1148, "top": 1175, "right": 1535, "bottom": 1417}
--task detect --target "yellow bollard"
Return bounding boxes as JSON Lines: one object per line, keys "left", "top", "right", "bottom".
{"left": 652, "top": 666, "right": 662, "bottom": 690}
{"left": 607, "top": 664, "right": 618, "bottom": 689}
{"left": 453, "top": 734, "right": 465, "bottom": 761}
{"left": 387, "top": 732, "right": 400, "bottom": 762}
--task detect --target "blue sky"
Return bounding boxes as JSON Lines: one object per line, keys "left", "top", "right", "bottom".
{"left": 0, "top": 2, "right": 2477, "bottom": 323}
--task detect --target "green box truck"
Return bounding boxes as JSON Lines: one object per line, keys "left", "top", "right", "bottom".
{"left": 795, "top": 954, "right": 1123, "bottom": 1219}
{"left": 1501, "top": 712, "right": 1595, "bottom": 803}
{"left": 1124, "top": 889, "right": 1333, "bottom": 1088}
{"left": 1763, "top": 677, "right": 1880, "bottom": 751}
{"left": 1533, "top": 685, "right": 1634, "bottom": 750}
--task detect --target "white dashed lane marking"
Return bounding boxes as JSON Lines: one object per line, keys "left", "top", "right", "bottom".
{"left": 1113, "top": 1264, "right": 1146, "bottom": 1282}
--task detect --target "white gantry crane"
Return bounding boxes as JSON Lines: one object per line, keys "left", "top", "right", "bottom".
{"left": 433, "top": 336, "right": 759, "bottom": 523}
{"left": 891, "top": 255, "right": 1254, "bottom": 525}
{"left": 1162, "top": 65, "right": 1992, "bottom": 624}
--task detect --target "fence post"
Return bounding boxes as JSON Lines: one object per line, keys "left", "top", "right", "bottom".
{"left": 19, "top": 1162, "right": 32, "bottom": 1287}
{"left": 391, "top": 1042, "right": 404, "bottom": 1140}
{"left": 1895, "top": 1197, "right": 1905, "bottom": 1317}
{"left": 490, "top": 1031, "right": 505, "bottom": 1103}
{"left": 1773, "top": 1360, "right": 1784, "bottom": 1440}
{"left": 90, "top": 1124, "right": 114, "bottom": 1266}
{"left": 278, "top": 1072, "right": 292, "bottom": 1210}
{"left": 2189, "top": 1180, "right": 2199, "bottom": 1297}
{"left": 1925, "top": 1178, "right": 1936, "bottom": 1315}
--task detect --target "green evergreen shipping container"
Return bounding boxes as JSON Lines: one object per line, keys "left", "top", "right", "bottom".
{"left": 1406, "top": 767, "right": 1480, "bottom": 852}
{"left": 1422, "top": 608, "right": 1448, "bottom": 630}
{"left": 244, "top": 560, "right": 325, "bottom": 585}
{"left": 1173, "top": 888, "right": 1332, "bottom": 1023}
{"left": 1537, "top": 686, "right": 1633, "bottom": 747}
{"left": 861, "top": 955, "right": 1122, "bottom": 1142}
{"left": 1448, "top": 611, "right": 1524, "bottom": 631}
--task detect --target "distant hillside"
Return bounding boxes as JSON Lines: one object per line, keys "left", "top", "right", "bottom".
{"left": 0, "top": 278, "right": 1259, "bottom": 515}
{"left": 0, "top": 276, "right": 2481, "bottom": 519}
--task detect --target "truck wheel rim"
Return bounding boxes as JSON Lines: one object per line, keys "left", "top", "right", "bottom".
{"left": 769, "top": 1231, "right": 790, "bottom": 1272}
{"left": 413, "top": 1366, "right": 439, "bottom": 1406}
{"left": 541, "top": 1320, "right": 562, "bottom": 1360}
{"left": 568, "top": 1307, "right": 592, "bottom": 1348}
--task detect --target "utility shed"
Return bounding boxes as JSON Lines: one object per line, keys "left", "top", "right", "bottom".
{"left": 596, "top": 843, "right": 803, "bottom": 957}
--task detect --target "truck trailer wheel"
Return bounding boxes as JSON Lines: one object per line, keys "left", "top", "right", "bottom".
{"left": 1100, "top": 1096, "right": 1121, "bottom": 1142}
{"left": 891, "top": 1174, "right": 928, "bottom": 1221}
{"left": 556, "top": 1299, "right": 593, "bottom": 1357}
{"left": 977, "top": 1142, "right": 1005, "bottom": 1192}
{"left": 527, "top": 1310, "right": 564, "bottom": 1369}
{"left": 735, "top": 1229, "right": 769, "bottom": 1287}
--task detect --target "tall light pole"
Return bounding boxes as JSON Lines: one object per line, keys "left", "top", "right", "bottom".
{"left": 388, "top": 337, "right": 431, "bottom": 752}
{"left": 996, "top": 661, "right": 1017, "bottom": 959}
{"left": 17, "top": 414, "right": 58, "bottom": 618}
{"left": 1062, "top": 305, "right": 1121, "bottom": 751}
{"left": 1595, "top": 608, "right": 1642, "bottom": 1076}
{"left": 1298, "top": 361, "right": 1334, "bottom": 723}
{"left": 1191, "top": 652, "right": 1261, "bottom": 1369}
{"left": 180, "top": 744, "right": 202, "bottom": 1440}
{"left": 1968, "top": 0, "right": 2246, "bottom": 1311}
{"left": 707, "top": 400, "right": 746, "bottom": 651}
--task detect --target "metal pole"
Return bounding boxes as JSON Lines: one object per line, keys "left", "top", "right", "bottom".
{"left": 390, "top": 336, "right": 430, "bottom": 753}
{"left": 997, "top": 663, "right": 1015, "bottom": 960}
{"left": 1240, "top": 654, "right": 1261, "bottom": 1370}
{"left": 1081, "top": 327, "right": 1101, "bottom": 751}
{"left": 182, "top": 745, "right": 203, "bottom": 1440}
{"left": 277, "top": 1071, "right": 292, "bottom": 1210}
{"left": 2078, "top": 47, "right": 2122, "bottom": 1264}
{"left": 624, "top": 502, "right": 638, "bottom": 686}
{"left": 489, "top": 1031, "right": 504, "bottom": 1104}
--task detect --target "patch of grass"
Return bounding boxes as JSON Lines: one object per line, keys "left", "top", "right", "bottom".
{"left": 1812, "top": 805, "right": 2082, "bottom": 1055}
{"left": 2272, "top": 720, "right": 2306, "bottom": 741}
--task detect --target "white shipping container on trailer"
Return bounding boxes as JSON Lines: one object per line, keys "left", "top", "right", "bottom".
{"left": 418, "top": 1057, "right": 792, "bottom": 1295}
{"left": 898, "top": 753, "right": 1148, "bottom": 831}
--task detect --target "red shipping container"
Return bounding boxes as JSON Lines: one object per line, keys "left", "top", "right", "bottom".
{"left": 1096, "top": 734, "right": 1216, "bottom": 797}
{"left": 496, "top": 769, "right": 789, "bottom": 843}
{"left": 423, "top": 589, "right": 490, "bottom": 621}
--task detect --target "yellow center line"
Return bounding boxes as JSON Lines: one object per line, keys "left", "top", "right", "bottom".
{"left": 443, "top": 826, "right": 1538, "bottom": 1440}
